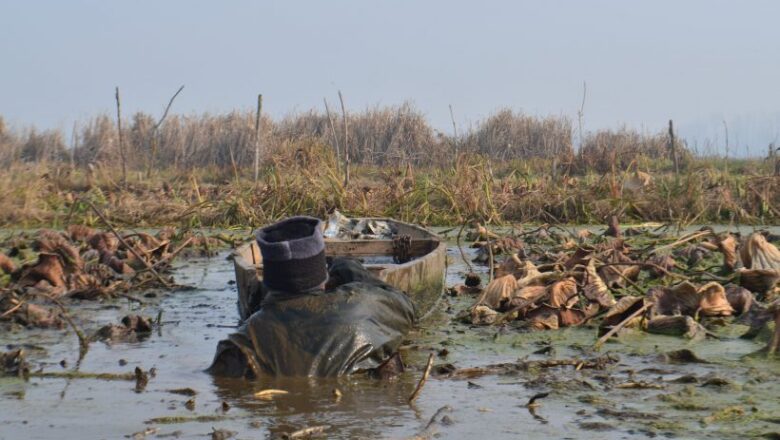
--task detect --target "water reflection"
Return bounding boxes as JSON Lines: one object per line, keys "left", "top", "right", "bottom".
{"left": 211, "top": 374, "right": 418, "bottom": 438}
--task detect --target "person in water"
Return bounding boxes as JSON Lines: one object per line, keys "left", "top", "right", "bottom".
{"left": 208, "top": 216, "right": 416, "bottom": 378}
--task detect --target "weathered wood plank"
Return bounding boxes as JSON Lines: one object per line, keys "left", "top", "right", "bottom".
{"left": 325, "top": 239, "right": 436, "bottom": 257}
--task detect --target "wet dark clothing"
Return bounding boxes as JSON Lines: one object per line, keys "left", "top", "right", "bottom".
{"left": 208, "top": 258, "right": 416, "bottom": 378}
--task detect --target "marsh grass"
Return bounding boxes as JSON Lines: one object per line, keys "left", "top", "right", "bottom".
{"left": 0, "top": 143, "right": 775, "bottom": 229}
{"left": 0, "top": 108, "right": 776, "bottom": 228}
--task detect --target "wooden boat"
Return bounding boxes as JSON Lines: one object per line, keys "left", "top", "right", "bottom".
{"left": 233, "top": 218, "right": 447, "bottom": 322}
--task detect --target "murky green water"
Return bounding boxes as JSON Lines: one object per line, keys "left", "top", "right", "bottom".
{"left": 1, "top": 229, "right": 779, "bottom": 439}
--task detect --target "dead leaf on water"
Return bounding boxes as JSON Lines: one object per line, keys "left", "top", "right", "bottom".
{"left": 253, "top": 389, "right": 289, "bottom": 399}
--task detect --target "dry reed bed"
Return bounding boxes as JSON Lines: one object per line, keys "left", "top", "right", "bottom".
{"left": 1, "top": 106, "right": 679, "bottom": 170}
{"left": 0, "top": 144, "right": 776, "bottom": 229}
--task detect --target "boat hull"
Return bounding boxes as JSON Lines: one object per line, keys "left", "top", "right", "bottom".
{"left": 233, "top": 219, "right": 446, "bottom": 322}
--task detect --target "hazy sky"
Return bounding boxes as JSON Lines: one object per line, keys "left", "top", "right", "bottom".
{"left": 1, "top": 0, "right": 779, "bottom": 155}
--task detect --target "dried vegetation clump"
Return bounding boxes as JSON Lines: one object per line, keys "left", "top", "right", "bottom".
{"left": 452, "top": 220, "right": 780, "bottom": 356}
{"left": 0, "top": 226, "right": 225, "bottom": 329}
{"left": 0, "top": 105, "right": 777, "bottom": 227}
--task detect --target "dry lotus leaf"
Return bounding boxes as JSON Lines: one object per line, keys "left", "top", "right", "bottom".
{"left": 133, "top": 232, "right": 163, "bottom": 250}
{"left": 598, "top": 244, "right": 639, "bottom": 289}
{"left": 599, "top": 296, "right": 646, "bottom": 335}
{"left": 18, "top": 253, "right": 66, "bottom": 289}
{"left": 525, "top": 305, "right": 559, "bottom": 330}
{"left": 34, "top": 230, "right": 82, "bottom": 270}
{"left": 716, "top": 234, "right": 738, "bottom": 272}
{"left": 725, "top": 285, "right": 753, "bottom": 316}
{"left": 697, "top": 282, "right": 734, "bottom": 317}
{"left": 67, "top": 224, "right": 95, "bottom": 242}
{"left": 516, "top": 265, "right": 558, "bottom": 289}
{"left": 67, "top": 272, "right": 110, "bottom": 300}
{"left": 559, "top": 308, "right": 587, "bottom": 327}
{"left": 518, "top": 260, "right": 541, "bottom": 281}
{"left": 88, "top": 233, "right": 119, "bottom": 253}
{"left": 494, "top": 254, "right": 523, "bottom": 279}
{"left": 563, "top": 246, "right": 593, "bottom": 270}
{"left": 647, "top": 282, "right": 700, "bottom": 317}
{"left": 471, "top": 305, "right": 498, "bottom": 325}
{"left": 740, "top": 233, "right": 780, "bottom": 271}
{"left": 738, "top": 268, "right": 780, "bottom": 296}
{"left": 514, "top": 285, "right": 548, "bottom": 303}
{"left": 583, "top": 259, "right": 615, "bottom": 308}
{"left": 646, "top": 315, "right": 705, "bottom": 339}
{"left": 648, "top": 254, "right": 676, "bottom": 279}
{"left": 0, "top": 253, "right": 15, "bottom": 274}
{"left": 475, "top": 275, "right": 517, "bottom": 309}
{"left": 549, "top": 277, "right": 578, "bottom": 308}
{"left": 496, "top": 256, "right": 539, "bottom": 281}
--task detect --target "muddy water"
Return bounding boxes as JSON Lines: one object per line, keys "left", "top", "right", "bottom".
{"left": 2, "top": 233, "right": 780, "bottom": 439}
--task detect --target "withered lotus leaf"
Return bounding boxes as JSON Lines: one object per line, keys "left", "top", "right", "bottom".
{"left": 559, "top": 308, "right": 587, "bottom": 327}
{"left": 88, "top": 233, "right": 119, "bottom": 253}
{"left": 716, "top": 234, "right": 738, "bottom": 272}
{"left": 34, "top": 230, "right": 82, "bottom": 270}
{"left": 0, "top": 253, "right": 15, "bottom": 274}
{"left": 697, "top": 282, "right": 734, "bottom": 317}
{"left": 724, "top": 285, "right": 754, "bottom": 316}
{"left": 516, "top": 271, "right": 559, "bottom": 289}
{"left": 563, "top": 246, "right": 593, "bottom": 271}
{"left": 67, "top": 224, "right": 95, "bottom": 242}
{"left": 526, "top": 305, "right": 559, "bottom": 330}
{"left": 475, "top": 275, "right": 517, "bottom": 309}
{"left": 583, "top": 259, "right": 616, "bottom": 308}
{"left": 646, "top": 315, "right": 705, "bottom": 339}
{"left": 517, "top": 259, "right": 542, "bottom": 281}
{"left": 647, "top": 282, "right": 700, "bottom": 317}
{"left": 549, "top": 277, "right": 578, "bottom": 308}
{"left": 738, "top": 269, "right": 780, "bottom": 296}
{"left": 648, "top": 254, "right": 676, "bottom": 279}
{"left": 598, "top": 243, "right": 639, "bottom": 289}
{"left": 470, "top": 305, "right": 498, "bottom": 325}
{"left": 493, "top": 254, "right": 524, "bottom": 279}
{"left": 515, "top": 285, "right": 548, "bottom": 303}
{"left": 599, "top": 296, "right": 646, "bottom": 335}
{"left": 740, "top": 233, "right": 780, "bottom": 271}
{"left": 19, "top": 253, "right": 66, "bottom": 289}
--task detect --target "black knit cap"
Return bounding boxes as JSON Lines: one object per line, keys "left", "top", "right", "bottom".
{"left": 255, "top": 216, "right": 327, "bottom": 293}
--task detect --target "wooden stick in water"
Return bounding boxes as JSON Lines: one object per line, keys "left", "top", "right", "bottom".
{"left": 594, "top": 302, "right": 653, "bottom": 350}
{"left": 408, "top": 353, "right": 435, "bottom": 404}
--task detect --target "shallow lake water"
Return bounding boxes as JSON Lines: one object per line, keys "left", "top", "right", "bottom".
{"left": 1, "top": 227, "right": 779, "bottom": 439}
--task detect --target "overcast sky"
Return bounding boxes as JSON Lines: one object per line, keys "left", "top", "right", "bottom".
{"left": 1, "top": 0, "right": 779, "bottom": 155}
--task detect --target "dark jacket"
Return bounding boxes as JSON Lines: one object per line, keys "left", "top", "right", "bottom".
{"left": 208, "top": 258, "right": 416, "bottom": 377}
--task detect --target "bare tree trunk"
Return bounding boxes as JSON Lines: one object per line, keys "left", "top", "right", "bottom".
{"left": 723, "top": 120, "right": 730, "bottom": 174}
{"left": 324, "top": 98, "right": 341, "bottom": 172}
{"left": 254, "top": 94, "right": 263, "bottom": 184}
{"left": 115, "top": 87, "right": 127, "bottom": 186}
{"left": 147, "top": 85, "right": 184, "bottom": 178}
{"left": 577, "top": 81, "right": 587, "bottom": 164}
{"left": 668, "top": 119, "right": 679, "bottom": 175}
{"left": 449, "top": 104, "right": 459, "bottom": 157}
{"left": 338, "top": 90, "right": 349, "bottom": 187}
